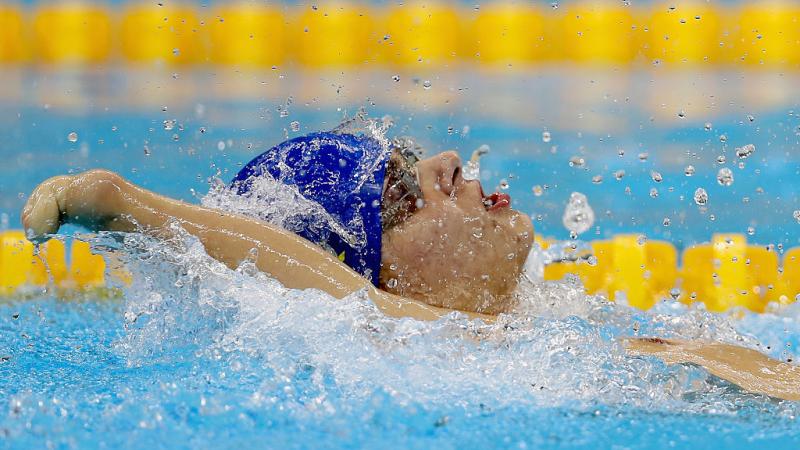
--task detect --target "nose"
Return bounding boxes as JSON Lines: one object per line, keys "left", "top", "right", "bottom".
{"left": 434, "top": 151, "right": 462, "bottom": 197}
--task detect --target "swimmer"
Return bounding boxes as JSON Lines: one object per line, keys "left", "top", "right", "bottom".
{"left": 21, "top": 130, "right": 800, "bottom": 401}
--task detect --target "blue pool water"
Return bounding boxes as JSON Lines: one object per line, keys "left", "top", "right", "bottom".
{"left": 2, "top": 69, "right": 800, "bottom": 448}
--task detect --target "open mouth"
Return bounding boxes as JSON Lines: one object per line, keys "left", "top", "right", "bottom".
{"left": 483, "top": 192, "right": 511, "bottom": 211}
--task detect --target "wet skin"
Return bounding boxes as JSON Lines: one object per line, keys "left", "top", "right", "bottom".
{"left": 21, "top": 151, "right": 535, "bottom": 315}
{"left": 380, "top": 151, "right": 534, "bottom": 314}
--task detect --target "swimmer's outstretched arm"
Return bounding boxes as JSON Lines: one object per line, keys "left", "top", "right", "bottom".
{"left": 625, "top": 337, "right": 800, "bottom": 401}
{"left": 22, "top": 170, "right": 492, "bottom": 322}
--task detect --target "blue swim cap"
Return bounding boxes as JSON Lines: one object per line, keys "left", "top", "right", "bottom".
{"left": 231, "top": 131, "right": 390, "bottom": 286}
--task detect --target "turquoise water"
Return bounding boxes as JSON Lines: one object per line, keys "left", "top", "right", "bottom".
{"left": 2, "top": 69, "right": 800, "bottom": 448}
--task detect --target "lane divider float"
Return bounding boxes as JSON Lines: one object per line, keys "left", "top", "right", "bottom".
{"left": 0, "top": 230, "right": 115, "bottom": 296}
{"left": 541, "top": 233, "right": 793, "bottom": 312}
{"left": 1, "top": 229, "right": 798, "bottom": 313}
{"left": 33, "top": 4, "right": 111, "bottom": 64}
{"left": 0, "top": 1, "right": 797, "bottom": 68}
{"left": 120, "top": 4, "right": 203, "bottom": 65}
{"left": 0, "top": 4, "right": 25, "bottom": 62}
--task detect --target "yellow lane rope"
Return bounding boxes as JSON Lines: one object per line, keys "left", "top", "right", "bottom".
{"left": 0, "top": 229, "right": 797, "bottom": 312}
{"left": 0, "top": 1, "right": 798, "bottom": 68}
{"left": 539, "top": 233, "right": 793, "bottom": 312}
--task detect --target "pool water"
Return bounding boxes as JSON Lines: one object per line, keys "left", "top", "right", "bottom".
{"left": 2, "top": 69, "right": 800, "bottom": 448}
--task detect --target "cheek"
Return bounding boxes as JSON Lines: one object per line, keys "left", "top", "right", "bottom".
{"left": 380, "top": 203, "right": 530, "bottom": 288}
{"left": 380, "top": 222, "right": 436, "bottom": 278}
{"left": 510, "top": 212, "right": 535, "bottom": 257}
{"left": 381, "top": 212, "right": 461, "bottom": 276}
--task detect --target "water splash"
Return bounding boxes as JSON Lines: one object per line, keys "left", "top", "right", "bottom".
{"left": 562, "top": 192, "right": 595, "bottom": 236}
{"left": 463, "top": 145, "right": 489, "bottom": 182}
{"left": 694, "top": 188, "right": 709, "bottom": 206}
{"left": 717, "top": 168, "right": 734, "bottom": 186}
{"left": 736, "top": 144, "right": 755, "bottom": 159}
{"left": 4, "top": 227, "right": 800, "bottom": 448}
{"left": 99, "top": 226, "right": 800, "bottom": 418}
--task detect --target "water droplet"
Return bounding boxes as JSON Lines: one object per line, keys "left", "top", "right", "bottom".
{"left": 684, "top": 165, "right": 695, "bottom": 176}
{"left": 716, "top": 155, "right": 726, "bottom": 164}
{"left": 387, "top": 278, "right": 398, "bottom": 289}
{"left": 704, "top": 122, "right": 712, "bottom": 131}
{"left": 716, "top": 167, "right": 734, "bottom": 186}
{"left": 163, "top": 119, "right": 176, "bottom": 131}
{"left": 638, "top": 152, "right": 649, "bottom": 162}
{"left": 290, "top": 121, "right": 300, "bottom": 132}
{"left": 677, "top": 110, "right": 685, "bottom": 119}
{"left": 568, "top": 156, "right": 585, "bottom": 167}
{"left": 542, "top": 131, "right": 551, "bottom": 143}
{"left": 499, "top": 179, "right": 509, "bottom": 190}
{"left": 793, "top": 210, "right": 800, "bottom": 224}
{"left": 650, "top": 170, "right": 663, "bottom": 183}
{"left": 663, "top": 217, "right": 671, "bottom": 227}
{"left": 422, "top": 80, "right": 432, "bottom": 90}
{"left": 613, "top": 169, "right": 625, "bottom": 180}
{"left": 532, "top": 185, "right": 544, "bottom": 197}
{"left": 392, "top": 75, "right": 400, "bottom": 82}
{"left": 617, "top": 149, "right": 625, "bottom": 157}
{"left": 649, "top": 188, "right": 659, "bottom": 198}
{"left": 736, "top": 143, "right": 755, "bottom": 159}
{"left": 747, "top": 114, "right": 755, "bottom": 122}
{"left": 586, "top": 255, "right": 598, "bottom": 266}
{"left": 637, "top": 235, "right": 647, "bottom": 245}
{"left": 67, "top": 132, "right": 78, "bottom": 143}
{"left": 591, "top": 175, "right": 603, "bottom": 184}
{"left": 172, "top": 48, "right": 180, "bottom": 56}
{"left": 747, "top": 226, "right": 755, "bottom": 236}
{"left": 143, "top": 145, "right": 151, "bottom": 156}
{"left": 562, "top": 192, "right": 595, "bottom": 236}
{"left": 669, "top": 288, "right": 681, "bottom": 300}
{"left": 463, "top": 155, "right": 481, "bottom": 181}
{"left": 217, "top": 141, "right": 226, "bottom": 151}
{"left": 719, "top": 134, "right": 727, "bottom": 143}
{"left": 694, "top": 187, "right": 708, "bottom": 206}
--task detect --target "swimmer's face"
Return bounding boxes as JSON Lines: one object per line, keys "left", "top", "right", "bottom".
{"left": 379, "top": 151, "right": 534, "bottom": 314}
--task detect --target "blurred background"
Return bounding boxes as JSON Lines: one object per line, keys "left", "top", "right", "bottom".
{"left": 0, "top": 0, "right": 799, "bottom": 250}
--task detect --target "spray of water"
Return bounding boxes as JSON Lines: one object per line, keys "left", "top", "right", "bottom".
{"left": 29, "top": 116, "right": 794, "bottom": 438}
{"left": 96, "top": 146, "right": 800, "bottom": 423}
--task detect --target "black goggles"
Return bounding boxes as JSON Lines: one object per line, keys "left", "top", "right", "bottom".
{"left": 381, "top": 138, "right": 424, "bottom": 230}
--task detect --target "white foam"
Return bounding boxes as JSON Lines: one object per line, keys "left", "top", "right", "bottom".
{"left": 102, "top": 228, "right": 800, "bottom": 419}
